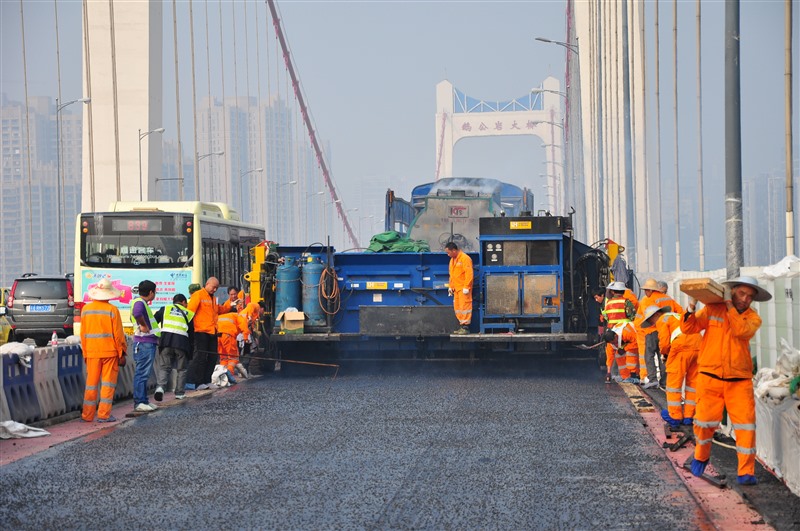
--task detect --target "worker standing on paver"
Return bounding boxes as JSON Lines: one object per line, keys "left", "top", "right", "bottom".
{"left": 445, "top": 242, "right": 473, "bottom": 335}
{"left": 80, "top": 278, "right": 127, "bottom": 423}
{"left": 681, "top": 276, "right": 771, "bottom": 486}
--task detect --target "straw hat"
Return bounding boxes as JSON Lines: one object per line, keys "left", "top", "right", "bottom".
{"left": 641, "top": 278, "right": 660, "bottom": 291}
{"left": 87, "top": 278, "right": 122, "bottom": 301}
{"left": 640, "top": 305, "right": 668, "bottom": 327}
{"left": 722, "top": 276, "right": 772, "bottom": 302}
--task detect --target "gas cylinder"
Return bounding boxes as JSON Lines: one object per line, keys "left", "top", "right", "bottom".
{"left": 275, "top": 257, "right": 302, "bottom": 325}
{"left": 302, "top": 259, "right": 326, "bottom": 327}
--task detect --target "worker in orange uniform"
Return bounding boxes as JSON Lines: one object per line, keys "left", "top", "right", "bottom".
{"left": 185, "top": 277, "right": 232, "bottom": 390}
{"left": 217, "top": 300, "right": 250, "bottom": 378}
{"left": 655, "top": 281, "right": 684, "bottom": 313}
{"left": 681, "top": 276, "right": 771, "bottom": 486}
{"left": 602, "top": 320, "right": 638, "bottom": 383}
{"left": 642, "top": 304, "right": 702, "bottom": 426}
{"left": 445, "top": 242, "right": 473, "bottom": 335}
{"left": 80, "top": 278, "right": 127, "bottom": 423}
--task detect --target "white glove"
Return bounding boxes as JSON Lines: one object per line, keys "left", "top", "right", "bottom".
{"left": 447, "top": 288, "right": 453, "bottom": 296}
{"left": 687, "top": 297, "right": 697, "bottom": 312}
{"left": 723, "top": 285, "right": 732, "bottom": 302}
{"left": 462, "top": 288, "right": 469, "bottom": 295}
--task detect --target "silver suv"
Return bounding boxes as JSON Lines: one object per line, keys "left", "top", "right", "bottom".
{"left": 6, "top": 274, "right": 75, "bottom": 346}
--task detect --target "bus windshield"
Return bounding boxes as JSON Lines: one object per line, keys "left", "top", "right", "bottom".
{"left": 79, "top": 213, "right": 193, "bottom": 267}
{"left": 82, "top": 234, "right": 191, "bottom": 267}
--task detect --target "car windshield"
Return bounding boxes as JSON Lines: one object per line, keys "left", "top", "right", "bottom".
{"left": 15, "top": 280, "right": 68, "bottom": 299}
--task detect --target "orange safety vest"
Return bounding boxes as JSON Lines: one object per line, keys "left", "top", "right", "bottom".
{"left": 603, "top": 296, "right": 630, "bottom": 326}
{"left": 187, "top": 289, "right": 231, "bottom": 334}
{"left": 80, "top": 301, "right": 127, "bottom": 358}
{"left": 681, "top": 303, "right": 762, "bottom": 379}
{"left": 654, "top": 294, "right": 683, "bottom": 314}
{"left": 656, "top": 312, "right": 702, "bottom": 356}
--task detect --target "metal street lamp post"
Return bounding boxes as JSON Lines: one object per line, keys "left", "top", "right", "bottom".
{"left": 55, "top": 97, "right": 90, "bottom": 274}
{"left": 138, "top": 127, "right": 165, "bottom": 201}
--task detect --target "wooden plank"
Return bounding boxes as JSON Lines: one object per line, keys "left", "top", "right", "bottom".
{"left": 680, "top": 278, "right": 725, "bottom": 304}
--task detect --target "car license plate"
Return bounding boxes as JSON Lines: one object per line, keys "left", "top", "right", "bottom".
{"left": 28, "top": 304, "right": 53, "bottom": 312}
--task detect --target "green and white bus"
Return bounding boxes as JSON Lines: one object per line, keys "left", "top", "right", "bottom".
{"left": 73, "top": 201, "right": 265, "bottom": 331}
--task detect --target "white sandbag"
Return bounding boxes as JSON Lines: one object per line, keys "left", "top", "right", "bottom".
{"left": 0, "top": 342, "right": 35, "bottom": 356}
{"left": 0, "top": 420, "right": 50, "bottom": 439}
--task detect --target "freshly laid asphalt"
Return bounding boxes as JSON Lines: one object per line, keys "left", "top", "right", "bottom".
{"left": 0, "top": 356, "right": 791, "bottom": 529}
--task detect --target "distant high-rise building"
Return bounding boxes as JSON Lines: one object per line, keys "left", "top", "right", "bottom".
{"left": 0, "top": 95, "right": 82, "bottom": 285}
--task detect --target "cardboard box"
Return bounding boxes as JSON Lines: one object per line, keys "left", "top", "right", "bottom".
{"left": 277, "top": 310, "right": 306, "bottom": 334}
{"left": 680, "top": 278, "right": 725, "bottom": 304}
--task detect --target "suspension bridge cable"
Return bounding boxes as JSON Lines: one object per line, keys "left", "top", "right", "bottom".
{"left": 243, "top": 0, "right": 254, "bottom": 220}
{"left": 231, "top": 0, "right": 242, "bottom": 213}
{"left": 673, "top": 0, "right": 681, "bottom": 271}
{"left": 265, "top": 3, "right": 274, "bottom": 236}
{"left": 218, "top": 0, "right": 229, "bottom": 204}
{"left": 204, "top": 0, "right": 213, "bottom": 201}
{"left": 189, "top": 0, "right": 199, "bottom": 201}
{"left": 253, "top": 0, "right": 266, "bottom": 226}
{"left": 54, "top": 0, "right": 66, "bottom": 274}
{"left": 82, "top": 0, "right": 96, "bottom": 211}
{"left": 19, "top": 0, "right": 35, "bottom": 269}
{"left": 654, "top": 0, "right": 664, "bottom": 271}
{"left": 171, "top": 0, "right": 185, "bottom": 200}
{"left": 108, "top": 0, "right": 122, "bottom": 202}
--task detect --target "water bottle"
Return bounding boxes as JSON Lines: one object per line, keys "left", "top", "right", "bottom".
{"left": 50, "top": 331, "right": 59, "bottom": 346}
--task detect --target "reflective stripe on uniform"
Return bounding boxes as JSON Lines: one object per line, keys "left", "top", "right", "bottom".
{"left": 732, "top": 423, "right": 756, "bottom": 431}
{"left": 695, "top": 419, "right": 721, "bottom": 429}
{"left": 84, "top": 310, "right": 113, "bottom": 317}
{"left": 130, "top": 297, "right": 162, "bottom": 338}
{"left": 736, "top": 446, "right": 756, "bottom": 454}
{"left": 86, "top": 333, "right": 112, "bottom": 339}
{"left": 696, "top": 437, "right": 713, "bottom": 446}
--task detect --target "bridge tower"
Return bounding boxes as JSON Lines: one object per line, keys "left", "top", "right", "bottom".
{"left": 81, "top": 2, "right": 163, "bottom": 211}
{"left": 434, "top": 77, "right": 563, "bottom": 212}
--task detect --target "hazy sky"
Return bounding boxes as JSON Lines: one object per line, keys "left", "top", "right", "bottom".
{"left": 1, "top": 0, "right": 798, "bottom": 270}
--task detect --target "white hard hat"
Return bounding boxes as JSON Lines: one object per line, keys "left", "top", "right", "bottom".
{"left": 607, "top": 281, "right": 626, "bottom": 292}
{"left": 640, "top": 305, "right": 668, "bottom": 328}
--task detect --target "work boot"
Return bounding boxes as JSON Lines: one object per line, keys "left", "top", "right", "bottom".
{"left": 453, "top": 326, "right": 469, "bottom": 335}
{"left": 661, "top": 409, "right": 682, "bottom": 428}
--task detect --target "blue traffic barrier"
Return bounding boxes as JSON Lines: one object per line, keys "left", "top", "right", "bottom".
{"left": 0, "top": 354, "right": 12, "bottom": 422}
{"left": 57, "top": 345, "right": 86, "bottom": 413}
{"left": 2, "top": 352, "right": 42, "bottom": 424}
{"left": 33, "top": 347, "right": 67, "bottom": 419}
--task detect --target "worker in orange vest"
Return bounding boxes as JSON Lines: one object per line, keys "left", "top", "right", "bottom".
{"left": 217, "top": 300, "right": 250, "bottom": 377}
{"left": 656, "top": 280, "right": 684, "bottom": 313}
{"left": 446, "top": 242, "right": 473, "bottom": 335}
{"left": 602, "top": 321, "right": 638, "bottom": 383}
{"left": 642, "top": 305, "right": 702, "bottom": 426}
{"left": 80, "top": 278, "right": 127, "bottom": 423}
{"left": 682, "top": 276, "right": 771, "bottom": 486}
{"left": 185, "top": 277, "right": 232, "bottom": 390}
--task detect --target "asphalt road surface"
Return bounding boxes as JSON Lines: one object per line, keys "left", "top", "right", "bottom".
{"left": 1, "top": 357, "right": 717, "bottom": 529}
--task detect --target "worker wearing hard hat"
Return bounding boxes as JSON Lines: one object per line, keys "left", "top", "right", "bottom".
{"left": 446, "top": 242, "right": 474, "bottom": 335}
{"left": 634, "top": 278, "right": 663, "bottom": 384}
{"left": 681, "top": 276, "right": 771, "bottom": 486}
{"left": 642, "top": 304, "right": 702, "bottom": 423}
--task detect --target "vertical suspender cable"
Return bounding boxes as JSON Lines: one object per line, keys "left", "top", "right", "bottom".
{"left": 621, "top": 0, "right": 636, "bottom": 267}
{"left": 19, "top": 0, "right": 35, "bottom": 269}
{"left": 254, "top": 0, "right": 266, "bottom": 226}
{"left": 672, "top": 0, "right": 681, "bottom": 270}
{"left": 696, "top": 0, "right": 705, "bottom": 270}
{"left": 785, "top": 0, "right": 795, "bottom": 256}
{"left": 218, "top": 0, "right": 230, "bottom": 204}
{"left": 725, "top": 0, "right": 743, "bottom": 279}
{"left": 595, "top": 0, "right": 605, "bottom": 239}
{"left": 612, "top": 1, "right": 620, "bottom": 239}
{"left": 171, "top": 0, "right": 184, "bottom": 201}
{"left": 264, "top": 3, "right": 275, "bottom": 234}
{"left": 654, "top": 0, "right": 664, "bottom": 271}
{"left": 108, "top": 0, "right": 122, "bottom": 201}
{"left": 54, "top": 0, "right": 66, "bottom": 274}
{"left": 638, "top": 0, "right": 650, "bottom": 270}
{"left": 189, "top": 0, "right": 199, "bottom": 201}
{"left": 244, "top": 0, "right": 254, "bottom": 221}
{"left": 231, "top": 1, "right": 242, "bottom": 214}
{"left": 204, "top": 0, "right": 213, "bottom": 201}
{"left": 82, "top": 0, "right": 96, "bottom": 211}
